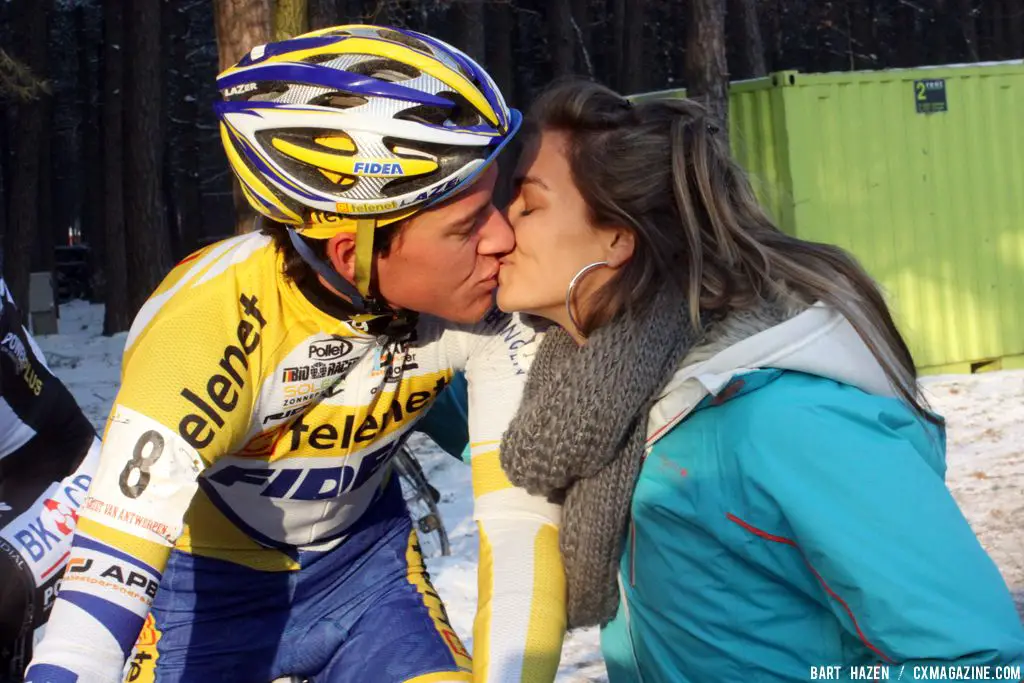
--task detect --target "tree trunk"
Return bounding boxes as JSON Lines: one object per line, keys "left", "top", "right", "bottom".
{"left": 512, "top": 4, "right": 534, "bottom": 102}
{"left": 611, "top": 0, "right": 626, "bottom": 90}
{"left": 619, "top": 0, "right": 645, "bottom": 93}
{"left": 727, "top": 0, "right": 767, "bottom": 78}
{"left": 77, "top": 5, "right": 103, "bottom": 257}
{"left": 453, "top": 1, "right": 485, "bottom": 64}
{"left": 102, "top": 0, "right": 130, "bottom": 334}
{"left": 549, "top": 0, "right": 575, "bottom": 77}
{"left": 571, "top": 0, "right": 593, "bottom": 78}
{"left": 959, "top": 0, "right": 979, "bottom": 61}
{"left": 213, "top": 0, "right": 272, "bottom": 234}
{"left": 685, "top": 0, "right": 730, "bottom": 142}
{"left": 166, "top": 0, "right": 203, "bottom": 260}
{"left": 309, "top": 0, "right": 338, "bottom": 30}
{"left": 214, "top": 0, "right": 273, "bottom": 70}
{"left": 485, "top": 0, "right": 513, "bottom": 101}
{"left": 3, "top": 0, "right": 50, "bottom": 310}
{"left": 124, "top": 0, "right": 172, "bottom": 316}
{"left": 1009, "top": 0, "right": 1024, "bottom": 64}
{"left": 672, "top": 0, "right": 688, "bottom": 84}
{"left": 274, "top": 0, "right": 308, "bottom": 41}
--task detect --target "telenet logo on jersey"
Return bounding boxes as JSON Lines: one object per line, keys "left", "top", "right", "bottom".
{"left": 178, "top": 293, "right": 267, "bottom": 450}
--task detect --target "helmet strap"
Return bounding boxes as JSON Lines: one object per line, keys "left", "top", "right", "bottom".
{"left": 353, "top": 218, "right": 375, "bottom": 298}
{"left": 286, "top": 226, "right": 387, "bottom": 316}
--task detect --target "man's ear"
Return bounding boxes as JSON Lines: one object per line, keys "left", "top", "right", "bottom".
{"left": 604, "top": 226, "right": 635, "bottom": 269}
{"left": 326, "top": 232, "right": 358, "bottom": 284}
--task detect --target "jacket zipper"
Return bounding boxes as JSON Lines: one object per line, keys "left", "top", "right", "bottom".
{"left": 629, "top": 445, "right": 652, "bottom": 587}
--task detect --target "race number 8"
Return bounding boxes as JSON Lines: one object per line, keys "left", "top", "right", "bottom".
{"left": 118, "top": 430, "right": 165, "bottom": 499}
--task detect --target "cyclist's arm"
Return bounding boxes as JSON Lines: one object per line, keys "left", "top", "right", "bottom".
{"left": 448, "top": 311, "right": 566, "bottom": 683}
{"left": 25, "top": 294, "right": 255, "bottom": 683}
{"left": 0, "top": 277, "right": 104, "bottom": 678}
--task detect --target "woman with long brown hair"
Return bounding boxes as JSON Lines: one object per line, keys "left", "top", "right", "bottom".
{"left": 496, "top": 80, "right": 1024, "bottom": 682}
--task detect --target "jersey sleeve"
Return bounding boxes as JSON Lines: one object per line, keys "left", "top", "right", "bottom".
{"left": 445, "top": 310, "right": 567, "bottom": 683}
{"left": 25, "top": 286, "right": 266, "bottom": 683}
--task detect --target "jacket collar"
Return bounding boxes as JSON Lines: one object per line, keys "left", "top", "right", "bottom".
{"left": 647, "top": 302, "right": 895, "bottom": 445}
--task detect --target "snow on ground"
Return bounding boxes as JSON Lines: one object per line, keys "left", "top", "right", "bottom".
{"left": 34, "top": 301, "right": 1024, "bottom": 681}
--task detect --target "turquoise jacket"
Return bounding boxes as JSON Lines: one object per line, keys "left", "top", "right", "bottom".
{"left": 422, "top": 306, "right": 1024, "bottom": 682}
{"left": 602, "top": 304, "right": 1024, "bottom": 682}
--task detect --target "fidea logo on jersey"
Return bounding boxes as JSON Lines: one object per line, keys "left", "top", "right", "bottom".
{"left": 177, "top": 293, "right": 267, "bottom": 450}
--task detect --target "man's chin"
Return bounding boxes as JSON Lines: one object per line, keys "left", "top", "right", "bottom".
{"left": 432, "top": 295, "right": 493, "bottom": 324}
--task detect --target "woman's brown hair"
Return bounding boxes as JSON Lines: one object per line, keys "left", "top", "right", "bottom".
{"left": 528, "top": 79, "right": 933, "bottom": 419}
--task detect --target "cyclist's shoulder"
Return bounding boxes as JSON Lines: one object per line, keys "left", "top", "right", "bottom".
{"left": 158, "top": 232, "right": 277, "bottom": 302}
{"left": 126, "top": 233, "right": 281, "bottom": 350}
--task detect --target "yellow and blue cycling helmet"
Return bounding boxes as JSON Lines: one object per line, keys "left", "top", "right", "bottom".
{"left": 214, "top": 25, "right": 520, "bottom": 309}
{"left": 215, "top": 24, "right": 519, "bottom": 230}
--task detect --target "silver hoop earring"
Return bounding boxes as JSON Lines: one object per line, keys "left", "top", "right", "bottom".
{"left": 565, "top": 261, "right": 609, "bottom": 336}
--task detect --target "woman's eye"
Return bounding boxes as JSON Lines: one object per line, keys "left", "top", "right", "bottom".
{"left": 520, "top": 207, "right": 535, "bottom": 217}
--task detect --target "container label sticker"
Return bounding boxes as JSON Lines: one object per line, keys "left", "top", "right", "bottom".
{"left": 914, "top": 79, "right": 947, "bottom": 114}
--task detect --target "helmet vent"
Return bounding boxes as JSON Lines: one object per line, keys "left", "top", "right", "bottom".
{"left": 347, "top": 58, "right": 420, "bottom": 82}
{"left": 304, "top": 53, "right": 342, "bottom": 65}
{"left": 375, "top": 28, "right": 432, "bottom": 55}
{"left": 394, "top": 105, "right": 449, "bottom": 126}
{"left": 437, "top": 91, "right": 483, "bottom": 128}
{"left": 380, "top": 137, "right": 481, "bottom": 197}
{"left": 309, "top": 92, "right": 368, "bottom": 109}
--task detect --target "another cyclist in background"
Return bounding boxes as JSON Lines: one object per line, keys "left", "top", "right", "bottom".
{"left": 0, "top": 273, "right": 100, "bottom": 681}
{"left": 25, "top": 26, "right": 565, "bottom": 683}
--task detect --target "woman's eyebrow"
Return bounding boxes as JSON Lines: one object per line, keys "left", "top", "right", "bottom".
{"left": 514, "top": 175, "right": 550, "bottom": 191}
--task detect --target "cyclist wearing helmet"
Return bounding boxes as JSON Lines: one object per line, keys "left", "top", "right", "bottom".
{"left": 25, "top": 26, "right": 564, "bottom": 683}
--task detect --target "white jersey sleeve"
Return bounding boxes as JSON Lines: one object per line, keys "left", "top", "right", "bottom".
{"left": 442, "top": 309, "right": 567, "bottom": 683}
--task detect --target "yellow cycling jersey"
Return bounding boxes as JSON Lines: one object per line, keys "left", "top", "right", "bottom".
{"left": 32, "top": 232, "right": 567, "bottom": 683}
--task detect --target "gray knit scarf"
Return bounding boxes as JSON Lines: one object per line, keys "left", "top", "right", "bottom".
{"left": 499, "top": 286, "right": 702, "bottom": 629}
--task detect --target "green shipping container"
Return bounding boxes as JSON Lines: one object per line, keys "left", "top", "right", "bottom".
{"left": 634, "top": 61, "right": 1024, "bottom": 374}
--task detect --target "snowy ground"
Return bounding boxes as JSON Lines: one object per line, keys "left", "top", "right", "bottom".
{"left": 35, "top": 301, "right": 1024, "bottom": 681}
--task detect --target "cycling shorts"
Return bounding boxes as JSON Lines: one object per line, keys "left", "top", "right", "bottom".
{"left": 124, "top": 476, "right": 472, "bottom": 683}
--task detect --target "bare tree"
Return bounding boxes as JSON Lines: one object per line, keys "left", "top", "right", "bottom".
{"left": 570, "top": 0, "right": 593, "bottom": 78}
{"left": 275, "top": 0, "right": 309, "bottom": 41}
{"left": 485, "top": 0, "right": 513, "bottom": 99}
{"left": 959, "top": 0, "right": 980, "bottom": 61}
{"left": 213, "top": 0, "right": 273, "bottom": 71}
{"left": 453, "top": 1, "right": 485, "bottom": 64}
{"left": 3, "top": 0, "right": 50, "bottom": 310}
{"left": 549, "top": 0, "right": 574, "bottom": 77}
{"left": 728, "top": 0, "right": 767, "bottom": 78}
{"left": 101, "top": 0, "right": 130, "bottom": 334}
{"left": 213, "top": 0, "right": 271, "bottom": 233}
{"left": 124, "top": 0, "right": 172, "bottom": 315}
{"left": 686, "top": 0, "right": 730, "bottom": 141}
{"left": 167, "top": 0, "right": 204, "bottom": 260}
{"left": 309, "top": 0, "right": 339, "bottom": 29}
{"left": 615, "top": 0, "right": 645, "bottom": 93}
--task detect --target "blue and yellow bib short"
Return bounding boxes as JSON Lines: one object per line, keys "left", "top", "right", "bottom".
{"left": 125, "top": 479, "right": 471, "bottom": 683}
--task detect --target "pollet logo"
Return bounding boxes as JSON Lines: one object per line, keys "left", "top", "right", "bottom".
{"left": 309, "top": 338, "right": 353, "bottom": 361}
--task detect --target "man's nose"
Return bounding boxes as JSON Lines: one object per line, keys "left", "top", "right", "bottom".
{"left": 476, "top": 205, "right": 515, "bottom": 255}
